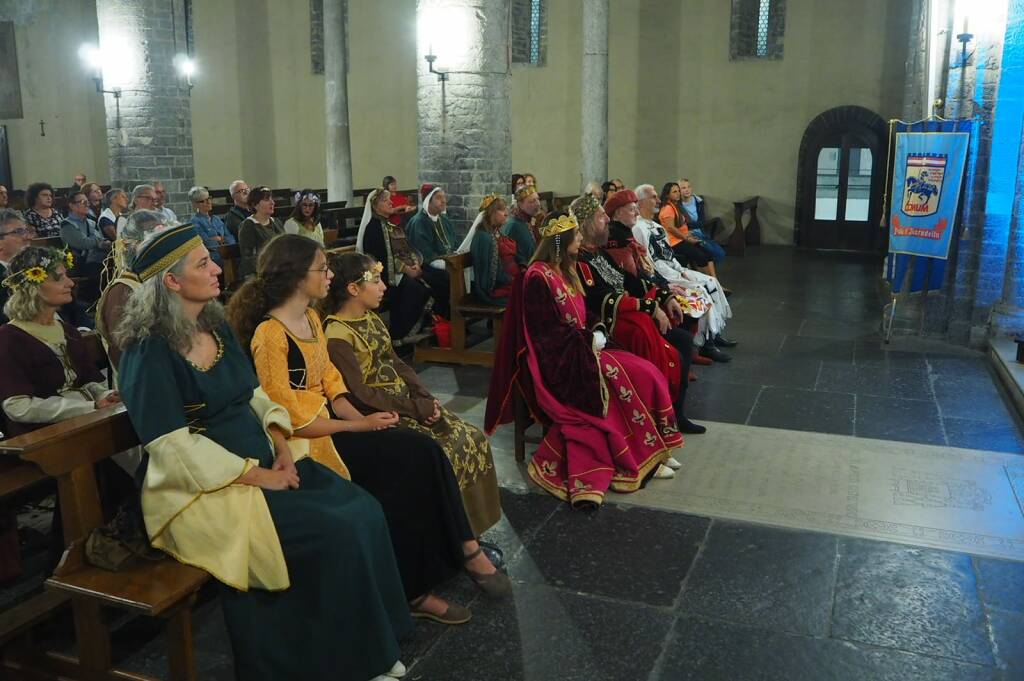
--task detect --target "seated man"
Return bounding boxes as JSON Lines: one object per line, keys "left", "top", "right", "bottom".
{"left": 404, "top": 183, "right": 455, "bottom": 319}
{"left": 152, "top": 181, "right": 179, "bottom": 226}
{"left": 571, "top": 193, "right": 705, "bottom": 435}
{"left": 0, "top": 208, "right": 35, "bottom": 324}
{"left": 224, "top": 179, "right": 251, "bottom": 240}
{"left": 633, "top": 185, "right": 737, "bottom": 357}
{"left": 502, "top": 185, "right": 544, "bottom": 265}
{"left": 60, "top": 190, "right": 111, "bottom": 301}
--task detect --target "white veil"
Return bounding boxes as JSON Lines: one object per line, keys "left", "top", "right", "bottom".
{"left": 355, "top": 188, "right": 380, "bottom": 253}
{"left": 457, "top": 209, "right": 485, "bottom": 254}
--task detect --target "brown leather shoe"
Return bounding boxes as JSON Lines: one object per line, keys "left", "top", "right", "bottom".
{"left": 464, "top": 548, "right": 513, "bottom": 598}
{"left": 410, "top": 595, "right": 472, "bottom": 625}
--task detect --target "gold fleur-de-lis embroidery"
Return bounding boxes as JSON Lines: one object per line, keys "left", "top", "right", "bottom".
{"left": 631, "top": 409, "right": 646, "bottom": 425}
{"left": 572, "top": 479, "right": 592, "bottom": 491}
{"left": 554, "top": 288, "right": 567, "bottom": 304}
{"left": 618, "top": 386, "right": 633, "bottom": 402}
{"left": 604, "top": 364, "right": 620, "bottom": 379}
{"left": 565, "top": 313, "right": 577, "bottom": 324}
{"left": 644, "top": 431, "right": 657, "bottom": 447}
{"left": 540, "top": 461, "right": 558, "bottom": 476}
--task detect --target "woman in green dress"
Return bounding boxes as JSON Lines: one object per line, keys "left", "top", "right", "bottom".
{"left": 317, "top": 250, "right": 502, "bottom": 536}
{"left": 114, "top": 225, "right": 411, "bottom": 681}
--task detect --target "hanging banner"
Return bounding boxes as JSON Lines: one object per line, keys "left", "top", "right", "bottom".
{"left": 888, "top": 131, "right": 969, "bottom": 260}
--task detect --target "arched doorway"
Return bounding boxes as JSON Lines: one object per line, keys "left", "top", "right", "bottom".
{"left": 794, "top": 106, "right": 888, "bottom": 251}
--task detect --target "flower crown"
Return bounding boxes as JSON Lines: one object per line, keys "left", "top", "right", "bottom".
{"left": 571, "top": 193, "right": 600, "bottom": 224}
{"left": 540, "top": 214, "right": 578, "bottom": 239}
{"left": 479, "top": 193, "right": 502, "bottom": 213}
{"left": 293, "top": 191, "right": 321, "bottom": 206}
{"left": 357, "top": 261, "right": 384, "bottom": 283}
{"left": 2, "top": 249, "right": 74, "bottom": 291}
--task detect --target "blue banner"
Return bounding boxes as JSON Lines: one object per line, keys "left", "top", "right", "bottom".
{"left": 889, "top": 132, "right": 969, "bottom": 259}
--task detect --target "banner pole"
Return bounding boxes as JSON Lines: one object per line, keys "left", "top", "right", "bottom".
{"left": 885, "top": 295, "right": 898, "bottom": 344}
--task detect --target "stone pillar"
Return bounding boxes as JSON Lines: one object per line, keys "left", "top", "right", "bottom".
{"left": 416, "top": 0, "right": 511, "bottom": 234}
{"left": 324, "top": 0, "right": 353, "bottom": 203}
{"left": 993, "top": 127, "right": 1024, "bottom": 333}
{"left": 580, "top": 0, "right": 608, "bottom": 191}
{"left": 95, "top": 0, "right": 194, "bottom": 217}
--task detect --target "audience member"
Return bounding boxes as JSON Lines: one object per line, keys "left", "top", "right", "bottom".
{"left": 113, "top": 224, "right": 411, "bottom": 681}
{"left": 486, "top": 212, "right": 681, "bottom": 508}
{"left": 357, "top": 188, "right": 434, "bottom": 348}
{"left": 659, "top": 181, "right": 715, "bottom": 274}
{"left": 583, "top": 180, "right": 605, "bottom": 203}
{"left": 60, "top": 191, "right": 111, "bottom": 298}
{"left": 70, "top": 172, "right": 87, "bottom": 193}
{"left": 678, "top": 178, "right": 725, "bottom": 242}
{"left": 224, "top": 179, "right": 251, "bottom": 239}
{"left": 571, "top": 193, "right": 704, "bottom": 434}
{"left": 320, "top": 250, "right": 503, "bottom": 536}
{"left": 284, "top": 189, "right": 325, "bottom": 245}
{"left": 130, "top": 184, "right": 158, "bottom": 213}
{"left": 98, "top": 189, "right": 128, "bottom": 240}
{"left": 227, "top": 234, "right": 510, "bottom": 625}
{"left": 187, "top": 186, "right": 235, "bottom": 267}
{"left": 24, "top": 182, "right": 63, "bottom": 238}
{"left": 602, "top": 180, "right": 618, "bottom": 199}
{"left": 460, "top": 194, "right": 517, "bottom": 306}
{"left": 405, "top": 184, "right": 455, "bottom": 319}
{"left": 0, "top": 209, "right": 34, "bottom": 324}
{"left": 523, "top": 173, "right": 537, "bottom": 189}
{"left": 152, "top": 181, "right": 178, "bottom": 225}
{"left": 511, "top": 173, "right": 526, "bottom": 194}
{"left": 0, "top": 184, "right": 9, "bottom": 208}
{"left": 502, "top": 185, "right": 543, "bottom": 265}
{"left": 383, "top": 176, "right": 415, "bottom": 227}
{"left": 82, "top": 183, "right": 103, "bottom": 220}
{"left": 237, "top": 185, "right": 284, "bottom": 280}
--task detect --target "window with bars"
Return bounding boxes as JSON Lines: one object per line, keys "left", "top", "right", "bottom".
{"left": 730, "top": 0, "right": 785, "bottom": 61}
{"left": 512, "top": 0, "right": 546, "bottom": 66}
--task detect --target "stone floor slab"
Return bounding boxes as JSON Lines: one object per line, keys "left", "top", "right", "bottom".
{"left": 854, "top": 394, "right": 946, "bottom": 446}
{"left": 685, "top": 380, "right": 762, "bottom": 424}
{"left": 817, "top": 362, "right": 933, "bottom": 400}
{"left": 943, "top": 416, "right": 1024, "bottom": 454}
{"left": 973, "top": 557, "right": 1024, "bottom": 612}
{"left": 747, "top": 386, "right": 855, "bottom": 435}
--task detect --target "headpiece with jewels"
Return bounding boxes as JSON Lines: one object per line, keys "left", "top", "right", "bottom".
{"left": 514, "top": 185, "right": 537, "bottom": 202}
{"left": 131, "top": 223, "right": 203, "bottom": 282}
{"left": 570, "top": 193, "right": 600, "bottom": 224}
{"left": 2, "top": 248, "right": 74, "bottom": 291}
{"left": 293, "top": 190, "right": 321, "bottom": 206}
{"left": 540, "top": 214, "right": 578, "bottom": 240}
{"left": 478, "top": 193, "right": 502, "bottom": 213}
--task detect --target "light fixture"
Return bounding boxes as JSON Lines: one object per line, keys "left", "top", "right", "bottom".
{"left": 424, "top": 53, "right": 448, "bottom": 82}
{"left": 418, "top": 6, "right": 473, "bottom": 82}
{"left": 78, "top": 43, "right": 121, "bottom": 98}
{"left": 173, "top": 53, "right": 197, "bottom": 90}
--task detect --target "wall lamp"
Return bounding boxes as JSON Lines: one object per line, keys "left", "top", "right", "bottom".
{"left": 424, "top": 53, "right": 448, "bottom": 82}
{"left": 78, "top": 44, "right": 121, "bottom": 99}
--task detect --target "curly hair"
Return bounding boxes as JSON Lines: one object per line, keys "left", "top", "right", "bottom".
{"left": 316, "top": 251, "right": 377, "bottom": 319}
{"left": 226, "top": 234, "right": 322, "bottom": 352}
{"left": 26, "top": 182, "right": 54, "bottom": 210}
{"left": 3, "top": 246, "right": 68, "bottom": 321}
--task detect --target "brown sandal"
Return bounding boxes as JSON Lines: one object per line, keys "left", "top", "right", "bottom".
{"left": 464, "top": 548, "right": 513, "bottom": 598}
{"left": 409, "top": 594, "right": 472, "bottom": 625}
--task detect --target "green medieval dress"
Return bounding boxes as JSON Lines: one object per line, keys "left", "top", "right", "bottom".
{"left": 118, "top": 321, "right": 412, "bottom": 681}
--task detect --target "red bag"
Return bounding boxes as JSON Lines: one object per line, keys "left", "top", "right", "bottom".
{"left": 433, "top": 315, "right": 451, "bottom": 348}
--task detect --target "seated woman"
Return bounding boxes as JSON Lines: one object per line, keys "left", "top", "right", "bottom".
{"left": 23, "top": 182, "right": 63, "bottom": 238}
{"left": 237, "top": 185, "right": 284, "bottom": 280}
{"left": 658, "top": 182, "right": 716, "bottom": 277}
{"left": 486, "top": 213, "right": 683, "bottom": 510}
{"left": 83, "top": 183, "right": 104, "bottom": 221}
{"left": 458, "top": 194, "right": 518, "bottom": 306}
{"left": 383, "top": 176, "right": 416, "bottom": 227}
{"left": 227, "top": 235, "right": 510, "bottom": 625}
{"left": 319, "top": 250, "right": 502, "bottom": 536}
{"left": 187, "top": 186, "right": 235, "bottom": 266}
{"left": 357, "top": 188, "right": 435, "bottom": 349}
{"left": 283, "top": 189, "right": 325, "bottom": 245}
{"left": 98, "top": 188, "right": 129, "bottom": 241}
{"left": 114, "top": 225, "right": 411, "bottom": 681}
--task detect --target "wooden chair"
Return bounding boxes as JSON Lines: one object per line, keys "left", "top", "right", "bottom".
{"left": 0, "top": 408, "right": 209, "bottom": 681}
{"left": 729, "top": 196, "right": 761, "bottom": 256}
{"left": 414, "top": 252, "right": 504, "bottom": 367}
{"left": 218, "top": 243, "right": 241, "bottom": 294}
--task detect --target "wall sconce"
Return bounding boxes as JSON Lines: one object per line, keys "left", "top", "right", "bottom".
{"left": 78, "top": 44, "right": 121, "bottom": 99}
{"left": 173, "top": 53, "right": 197, "bottom": 91}
{"left": 956, "top": 16, "right": 974, "bottom": 69}
{"left": 418, "top": 6, "right": 472, "bottom": 83}
{"left": 424, "top": 53, "right": 448, "bottom": 82}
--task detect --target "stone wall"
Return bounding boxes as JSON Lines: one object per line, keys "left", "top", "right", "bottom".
{"left": 96, "top": 0, "right": 195, "bottom": 217}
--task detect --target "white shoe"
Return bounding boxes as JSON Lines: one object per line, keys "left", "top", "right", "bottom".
{"left": 653, "top": 464, "right": 675, "bottom": 479}
{"left": 664, "top": 456, "right": 682, "bottom": 470}
{"left": 369, "top": 660, "right": 406, "bottom": 681}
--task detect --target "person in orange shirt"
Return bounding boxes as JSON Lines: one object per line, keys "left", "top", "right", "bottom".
{"left": 658, "top": 181, "right": 718, "bottom": 279}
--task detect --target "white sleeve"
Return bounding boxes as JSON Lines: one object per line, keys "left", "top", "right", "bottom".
{"left": 429, "top": 258, "right": 447, "bottom": 270}
{"left": 592, "top": 330, "right": 607, "bottom": 351}
{"left": 3, "top": 392, "right": 96, "bottom": 424}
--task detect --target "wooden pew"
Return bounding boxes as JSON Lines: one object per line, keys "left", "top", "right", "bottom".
{"left": 551, "top": 194, "right": 578, "bottom": 211}
{"left": 0, "top": 407, "right": 208, "bottom": 681}
{"left": 729, "top": 195, "right": 761, "bottom": 256}
{"left": 218, "top": 243, "right": 241, "bottom": 293}
{"left": 31, "top": 236, "right": 64, "bottom": 249}
{"left": 414, "top": 252, "right": 504, "bottom": 368}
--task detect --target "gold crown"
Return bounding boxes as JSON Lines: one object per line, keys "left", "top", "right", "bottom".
{"left": 540, "top": 214, "right": 578, "bottom": 239}
{"left": 571, "top": 193, "right": 600, "bottom": 224}
{"left": 514, "top": 185, "right": 538, "bottom": 202}
{"left": 479, "top": 193, "right": 502, "bottom": 212}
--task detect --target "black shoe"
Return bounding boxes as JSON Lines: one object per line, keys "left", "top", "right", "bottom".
{"left": 724, "top": 288, "right": 733, "bottom": 298}
{"left": 700, "top": 343, "right": 732, "bottom": 363}
{"left": 713, "top": 334, "right": 738, "bottom": 348}
{"left": 678, "top": 417, "right": 707, "bottom": 434}
{"left": 478, "top": 540, "right": 505, "bottom": 570}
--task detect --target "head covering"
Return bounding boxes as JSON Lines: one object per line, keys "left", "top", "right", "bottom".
{"left": 356, "top": 188, "right": 383, "bottom": 254}
{"left": 603, "top": 189, "right": 638, "bottom": 219}
{"left": 419, "top": 183, "right": 444, "bottom": 214}
{"left": 457, "top": 193, "right": 502, "bottom": 254}
{"left": 131, "top": 223, "right": 203, "bottom": 282}
{"left": 539, "top": 214, "right": 578, "bottom": 240}
{"left": 2, "top": 247, "right": 73, "bottom": 292}
{"left": 571, "top": 193, "right": 601, "bottom": 225}
{"left": 514, "top": 185, "right": 538, "bottom": 203}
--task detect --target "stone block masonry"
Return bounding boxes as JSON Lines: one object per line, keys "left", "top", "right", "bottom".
{"left": 96, "top": 0, "right": 195, "bottom": 219}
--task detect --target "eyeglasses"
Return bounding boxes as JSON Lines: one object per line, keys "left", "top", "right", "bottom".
{"left": 138, "top": 195, "right": 156, "bottom": 201}
{"left": 234, "top": 188, "right": 250, "bottom": 196}
{"left": 0, "top": 228, "right": 32, "bottom": 238}
{"left": 72, "top": 198, "right": 89, "bottom": 205}
{"left": 308, "top": 267, "right": 331, "bottom": 274}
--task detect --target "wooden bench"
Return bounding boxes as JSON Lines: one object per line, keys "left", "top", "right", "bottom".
{"left": 0, "top": 407, "right": 209, "bottom": 681}
{"left": 729, "top": 196, "right": 761, "bottom": 256}
{"left": 414, "top": 252, "right": 504, "bottom": 368}
{"left": 551, "top": 194, "right": 577, "bottom": 211}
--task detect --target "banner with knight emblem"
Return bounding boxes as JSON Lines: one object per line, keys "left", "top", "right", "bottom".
{"left": 888, "top": 131, "right": 969, "bottom": 260}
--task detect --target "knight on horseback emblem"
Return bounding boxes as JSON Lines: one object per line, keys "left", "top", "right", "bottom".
{"left": 901, "top": 153, "right": 947, "bottom": 218}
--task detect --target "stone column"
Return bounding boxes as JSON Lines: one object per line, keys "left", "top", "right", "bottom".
{"left": 580, "top": 0, "right": 608, "bottom": 192}
{"left": 95, "top": 0, "right": 194, "bottom": 217}
{"left": 416, "top": 0, "right": 511, "bottom": 234}
{"left": 324, "top": 0, "right": 353, "bottom": 203}
{"left": 993, "top": 127, "right": 1024, "bottom": 333}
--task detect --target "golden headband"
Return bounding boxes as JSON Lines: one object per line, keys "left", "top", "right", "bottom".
{"left": 540, "top": 214, "right": 578, "bottom": 240}
{"left": 2, "top": 249, "right": 74, "bottom": 291}
{"left": 479, "top": 193, "right": 502, "bottom": 213}
{"left": 571, "top": 193, "right": 600, "bottom": 224}
{"left": 356, "top": 261, "right": 384, "bottom": 283}
{"left": 514, "top": 186, "right": 537, "bottom": 202}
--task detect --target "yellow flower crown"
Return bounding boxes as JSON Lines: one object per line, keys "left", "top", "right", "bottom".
{"left": 540, "top": 214, "right": 578, "bottom": 239}
{"left": 2, "top": 249, "right": 74, "bottom": 291}
{"left": 360, "top": 261, "right": 384, "bottom": 282}
{"left": 479, "top": 193, "right": 502, "bottom": 213}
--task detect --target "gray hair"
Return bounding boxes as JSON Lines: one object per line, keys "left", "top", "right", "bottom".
{"left": 103, "top": 188, "right": 126, "bottom": 209}
{"left": 0, "top": 208, "right": 25, "bottom": 229}
{"left": 131, "top": 184, "right": 155, "bottom": 205}
{"left": 634, "top": 184, "right": 656, "bottom": 201}
{"left": 228, "top": 180, "right": 247, "bottom": 196}
{"left": 113, "top": 257, "right": 226, "bottom": 353}
{"left": 583, "top": 181, "right": 602, "bottom": 197}
{"left": 187, "top": 186, "right": 210, "bottom": 204}
{"left": 121, "top": 209, "right": 165, "bottom": 244}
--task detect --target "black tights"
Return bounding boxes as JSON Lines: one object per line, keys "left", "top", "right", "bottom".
{"left": 662, "top": 326, "right": 694, "bottom": 420}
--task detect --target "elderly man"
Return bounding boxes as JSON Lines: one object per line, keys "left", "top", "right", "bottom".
{"left": 0, "top": 209, "right": 34, "bottom": 323}
{"left": 61, "top": 190, "right": 111, "bottom": 300}
{"left": 502, "top": 185, "right": 543, "bottom": 265}
{"left": 405, "top": 183, "right": 456, "bottom": 318}
{"left": 224, "top": 179, "right": 251, "bottom": 240}
{"left": 71, "top": 172, "right": 87, "bottom": 193}
{"left": 572, "top": 193, "right": 705, "bottom": 435}
{"left": 152, "top": 181, "right": 178, "bottom": 225}
{"left": 187, "top": 186, "right": 235, "bottom": 265}
{"left": 130, "top": 184, "right": 158, "bottom": 214}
